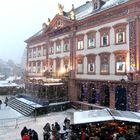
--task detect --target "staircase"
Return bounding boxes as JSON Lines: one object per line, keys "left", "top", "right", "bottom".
{"left": 7, "top": 97, "right": 35, "bottom": 116}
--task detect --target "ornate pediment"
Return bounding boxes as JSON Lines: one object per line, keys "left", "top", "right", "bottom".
{"left": 47, "top": 15, "right": 74, "bottom": 32}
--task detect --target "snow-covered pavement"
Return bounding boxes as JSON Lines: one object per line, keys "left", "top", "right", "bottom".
{"left": 0, "top": 95, "right": 73, "bottom": 140}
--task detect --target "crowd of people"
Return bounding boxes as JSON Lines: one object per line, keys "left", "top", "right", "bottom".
{"left": 21, "top": 126, "right": 38, "bottom": 140}
{"left": 21, "top": 117, "right": 140, "bottom": 140}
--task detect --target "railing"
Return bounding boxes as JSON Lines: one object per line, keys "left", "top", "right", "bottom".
{"left": 0, "top": 116, "right": 35, "bottom": 129}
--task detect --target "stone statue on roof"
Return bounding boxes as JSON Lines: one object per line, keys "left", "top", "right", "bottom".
{"left": 47, "top": 18, "right": 51, "bottom": 25}
{"left": 69, "top": 4, "right": 76, "bottom": 20}
{"left": 58, "top": 3, "right": 64, "bottom": 15}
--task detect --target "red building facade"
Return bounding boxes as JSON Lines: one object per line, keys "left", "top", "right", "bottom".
{"left": 25, "top": 0, "right": 140, "bottom": 111}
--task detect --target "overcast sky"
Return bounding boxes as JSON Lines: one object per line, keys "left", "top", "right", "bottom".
{"left": 0, "top": 0, "right": 87, "bottom": 64}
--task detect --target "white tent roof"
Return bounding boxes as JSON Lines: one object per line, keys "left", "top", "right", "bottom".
{"left": 0, "top": 81, "right": 18, "bottom": 87}
{"left": 72, "top": 109, "right": 140, "bottom": 124}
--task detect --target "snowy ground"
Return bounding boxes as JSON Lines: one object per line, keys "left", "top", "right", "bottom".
{"left": 0, "top": 95, "right": 74, "bottom": 140}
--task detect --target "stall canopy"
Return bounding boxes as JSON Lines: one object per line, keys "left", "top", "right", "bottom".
{"left": 71, "top": 108, "right": 140, "bottom": 124}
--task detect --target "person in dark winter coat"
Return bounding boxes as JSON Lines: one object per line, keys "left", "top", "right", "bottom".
{"left": 28, "top": 129, "right": 38, "bottom": 140}
{"left": 55, "top": 122, "right": 60, "bottom": 131}
{"left": 43, "top": 131, "right": 51, "bottom": 140}
{"left": 43, "top": 123, "right": 51, "bottom": 132}
{"left": 32, "top": 129, "right": 38, "bottom": 140}
{"left": 21, "top": 126, "right": 28, "bottom": 138}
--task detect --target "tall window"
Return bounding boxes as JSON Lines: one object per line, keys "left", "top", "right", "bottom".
{"left": 114, "top": 51, "right": 127, "bottom": 74}
{"left": 49, "top": 46, "right": 54, "bottom": 54}
{"left": 56, "top": 40, "right": 61, "bottom": 53}
{"left": 116, "top": 32, "right": 125, "bottom": 44}
{"left": 101, "top": 63, "right": 109, "bottom": 73}
{"left": 77, "top": 41, "right": 84, "bottom": 50}
{"left": 33, "top": 48, "right": 36, "bottom": 58}
{"left": 77, "top": 59, "right": 83, "bottom": 73}
{"left": 88, "top": 38, "right": 95, "bottom": 48}
{"left": 88, "top": 63, "right": 94, "bottom": 73}
{"left": 100, "top": 53, "right": 110, "bottom": 74}
{"left": 99, "top": 27, "right": 110, "bottom": 47}
{"left": 87, "top": 54, "right": 96, "bottom": 74}
{"left": 37, "top": 46, "right": 41, "bottom": 57}
{"left": 56, "top": 45, "right": 61, "bottom": 53}
{"left": 43, "top": 47, "right": 46, "bottom": 56}
{"left": 102, "top": 34, "right": 108, "bottom": 46}
{"left": 37, "top": 61, "right": 41, "bottom": 73}
{"left": 63, "top": 38, "right": 69, "bottom": 52}
{"left": 113, "top": 22, "right": 127, "bottom": 45}
{"left": 63, "top": 44, "right": 69, "bottom": 52}
{"left": 77, "top": 34, "right": 84, "bottom": 50}
{"left": 87, "top": 31, "right": 96, "bottom": 49}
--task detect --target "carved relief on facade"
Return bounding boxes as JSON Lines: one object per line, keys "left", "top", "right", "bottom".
{"left": 99, "top": 52, "right": 111, "bottom": 75}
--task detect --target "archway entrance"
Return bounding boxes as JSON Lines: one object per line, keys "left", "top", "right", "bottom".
{"left": 115, "top": 86, "right": 126, "bottom": 111}
{"left": 100, "top": 85, "right": 110, "bottom": 107}
{"left": 88, "top": 84, "right": 97, "bottom": 104}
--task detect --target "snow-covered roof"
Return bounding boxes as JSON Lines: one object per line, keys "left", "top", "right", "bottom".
{"left": 44, "top": 82, "right": 64, "bottom": 86}
{"left": 17, "top": 98, "right": 42, "bottom": 107}
{"left": 75, "top": 1, "right": 93, "bottom": 20}
{"left": 72, "top": 109, "right": 140, "bottom": 124}
{"left": 0, "top": 81, "right": 18, "bottom": 87}
{"left": 102, "top": 0, "right": 128, "bottom": 9}
{"left": 74, "top": 0, "right": 128, "bottom": 20}
{"left": 6, "top": 76, "right": 21, "bottom": 82}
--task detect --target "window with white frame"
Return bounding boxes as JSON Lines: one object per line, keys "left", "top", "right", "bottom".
{"left": 102, "top": 34, "right": 108, "bottom": 46}
{"left": 77, "top": 41, "right": 84, "bottom": 50}
{"left": 116, "top": 61, "right": 125, "bottom": 73}
{"left": 101, "top": 63, "right": 109, "bottom": 73}
{"left": 77, "top": 63, "right": 83, "bottom": 73}
{"left": 33, "top": 50, "right": 36, "bottom": 58}
{"left": 77, "top": 59, "right": 83, "bottom": 73}
{"left": 88, "top": 63, "right": 95, "bottom": 73}
{"left": 63, "top": 44, "right": 69, "bottom": 52}
{"left": 49, "top": 46, "right": 54, "bottom": 54}
{"left": 116, "top": 32, "right": 125, "bottom": 44}
{"left": 88, "top": 38, "right": 95, "bottom": 48}
{"left": 56, "top": 45, "right": 61, "bottom": 53}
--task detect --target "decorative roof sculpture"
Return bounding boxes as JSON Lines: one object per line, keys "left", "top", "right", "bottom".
{"left": 58, "top": 3, "right": 64, "bottom": 16}
{"left": 69, "top": 4, "right": 76, "bottom": 20}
